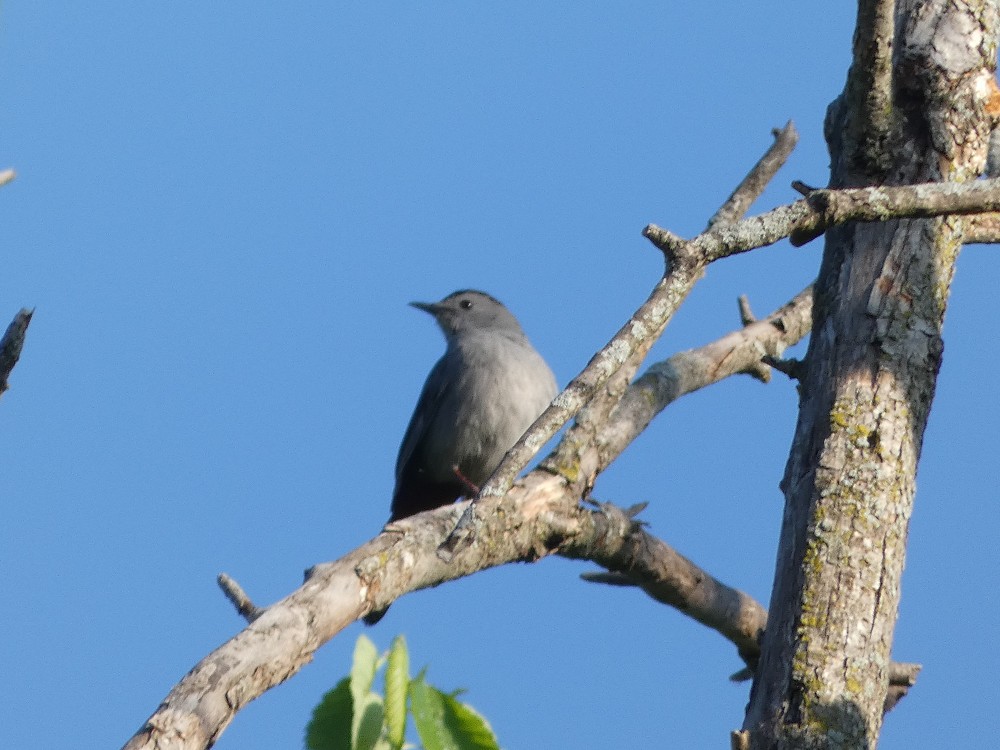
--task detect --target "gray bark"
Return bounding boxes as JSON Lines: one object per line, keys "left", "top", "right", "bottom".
{"left": 743, "top": 2, "right": 1000, "bottom": 747}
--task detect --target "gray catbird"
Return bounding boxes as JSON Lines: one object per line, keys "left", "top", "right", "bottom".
{"left": 388, "top": 289, "right": 557, "bottom": 522}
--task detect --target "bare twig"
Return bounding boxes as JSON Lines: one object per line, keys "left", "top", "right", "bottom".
{"left": 217, "top": 573, "right": 264, "bottom": 623}
{"left": 737, "top": 295, "right": 757, "bottom": 326}
{"left": 736, "top": 296, "right": 772, "bottom": 382}
{"left": 885, "top": 662, "right": 923, "bottom": 711}
{"left": 0, "top": 168, "right": 15, "bottom": 188}
{"left": 583, "top": 286, "right": 813, "bottom": 470}
{"left": 762, "top": 355, "right": 805, "bottom": 382}
{"left": 707, "top": 122, "right": 799, "bottom": 230}
{"left": 0, "top": 308, "right": 34, "bottom": 397}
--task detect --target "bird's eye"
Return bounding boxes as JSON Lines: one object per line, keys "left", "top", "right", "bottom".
{"left": 459, "top": 299, "right": 473, "bottom": 310}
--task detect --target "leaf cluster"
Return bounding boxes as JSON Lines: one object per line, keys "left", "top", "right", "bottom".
{"left": 306, "top": 635, "right": 500, "bottom": 750}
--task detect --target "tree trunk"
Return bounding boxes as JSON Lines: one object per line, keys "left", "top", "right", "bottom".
{"left": 744, "top": 2, "right": 999, "bottom": 747}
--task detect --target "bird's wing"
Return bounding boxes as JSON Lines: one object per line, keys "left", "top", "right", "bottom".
{"left": 394, "top": 353, "right": 452, "bottom": 485}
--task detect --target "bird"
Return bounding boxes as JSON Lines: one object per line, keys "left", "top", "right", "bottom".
{"left": 364, "top": 290, "right": 556, "bottom": 626}
{"left": 388, "top": 289, "right": 558, "bottom": 522}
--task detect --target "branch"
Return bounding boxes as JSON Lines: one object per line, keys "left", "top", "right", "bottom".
{"left": 580, "top": 562, "right": 921, "bottom": 715}
{"left": 735, "top": 297, "right": 773, "bottom": 382}
{"left": 121, "top": 157, "right": 1000, "bottom": 750}
{"left": 567, "top": 502, "right": 766, "bottom": 663}
{"left": 0, "top": 168, "right": 15, "bottom": 188}
{"left": 962, "top": 212, "right": 1000, "bottom": 244}
{"left": 788, "top": 179, "right": 1000, "bottom": 245}
{"left": 126, "top": 460, "right": 919, "bottom": 749}
{"left": 122, "top": 481, "right": 775, "bottom": 750}
{"left": 843, "top": 0, "right": 896, "bottom": 176}
{"left": 217, "top": 573, "right": 264, "bottom": 622}
{"left": 468, "top": 237, "right": 701, "bottom": 502}
{"left": 707, "top": 122, "right": 799, "bottom": 230}
{"left": 122, "top": 284, "right": 820, "bottom": 750}
{"left": 582, "top": 285, "right": 813, "bottom": 472}
{"left": 646, "top": 180, "right": 1000, "bottom": 261}
{"left": 0, "top": 308, "right": 34, "bottom": 397}
{"left": 443, "top": 123, "right": 801, "bottom": 554}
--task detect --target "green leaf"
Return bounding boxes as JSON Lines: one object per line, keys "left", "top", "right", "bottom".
{"left": 306, "top": 677, "right": 353, "bottom": 750}
{"left": 409, "top": 677, "right": 447, "bottom": 750}
{"left": 353, "top": 692, "right": 385, "bottom": 750}
{"left": 410, "top": 678, "right": 499, "bottom": 750}
{"left": 384, "top": 635, "right": 410, "bottom": 749}
{"left": 350, "top": 635, "right": 381, "bottom": 747}
{"left": 439, "top": 694, "right": 499, "bottom": 750}
{"left": 351, "top": 635, "right": 380, "bottom": 697}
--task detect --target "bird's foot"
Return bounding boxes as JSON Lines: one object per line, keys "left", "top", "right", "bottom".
{"left": 452, "top": 465, "right": 480, "bottom": 497}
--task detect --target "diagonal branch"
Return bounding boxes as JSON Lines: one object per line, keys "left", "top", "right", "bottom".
{"left": 588, "top": 285, "right": 813, "bottom": 472}
{"left": 124, "top": 445, "right": 918, "bottom": 750}
{"left": 708, "top": 121, "right": 799, "bottom": 230}
{"left": 121, "top": 282, "right": 817, "bottom": 750}
{"left": 443, "top": 124, "right": 801, "bottom": 555}
{"left": 577, "top": 544, "right": 921, "bottom": 716}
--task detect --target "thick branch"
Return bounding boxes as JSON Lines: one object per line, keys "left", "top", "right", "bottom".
{"left": 844, "top": 0, "right": 896, "bottom": 176}
{"left": 122, "top": 284, "right": 819, "bottom": 750}
{"left": 790, "top": 179, "right": 1000, "bottom": 245}
{"left": 125, "top": 478, "right": 745, "bottom": 750}
{"left": 123, "top": 479, "right": 790, "bottom": 750}
{"left": 124, "top": 468, "right": 919, "bottom": 750}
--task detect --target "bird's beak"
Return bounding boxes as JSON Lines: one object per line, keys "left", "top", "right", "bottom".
{"left": 409, "top": 301, "right": 438, "bottom": 315}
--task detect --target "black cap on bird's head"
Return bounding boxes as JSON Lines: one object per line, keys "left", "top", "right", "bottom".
{"left": 410, "top": 289, "right": 524, "bottom": 339}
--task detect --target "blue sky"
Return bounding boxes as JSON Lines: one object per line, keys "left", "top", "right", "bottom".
{"left": 1, "top": 4, "right": 996, "bottom": 749}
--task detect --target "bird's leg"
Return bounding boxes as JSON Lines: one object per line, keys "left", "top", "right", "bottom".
{"left": 451, "top": 465, "right": 480, "bottom": 497}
